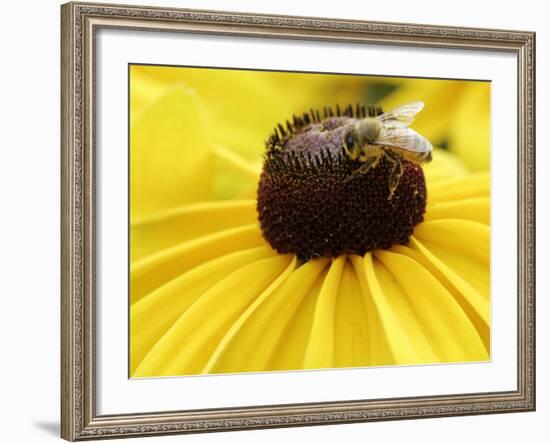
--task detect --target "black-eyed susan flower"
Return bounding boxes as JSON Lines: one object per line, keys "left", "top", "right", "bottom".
{"left": 129, "top": 65, "right": 490, "bottom": 377}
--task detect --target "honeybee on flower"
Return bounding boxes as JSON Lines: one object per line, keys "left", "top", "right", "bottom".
{"left": 342, "top": 101, "right": 432, "bottom": 197}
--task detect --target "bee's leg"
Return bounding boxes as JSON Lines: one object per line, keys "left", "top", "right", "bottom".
{"left": 388, "top": 160, "right": 403, "bottom": 199}
{"left": 385, "top": 151, "right": 404, "bottom": 199}
{"left": 344, "top": 154, "right": 379, "bottom": 183}
{"left": 370, "top": 148, "right": 384, "bottom": 168}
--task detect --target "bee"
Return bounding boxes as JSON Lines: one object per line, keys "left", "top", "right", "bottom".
{"left": 343, "top": 101, "right": 432, "bottom": 198}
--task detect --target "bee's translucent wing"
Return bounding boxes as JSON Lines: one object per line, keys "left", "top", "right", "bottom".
{"left": 376, "top": 101, "right": 425, "bottom": 128}
{"left": 376, "top": 127, "right": 432, "bottom": 153}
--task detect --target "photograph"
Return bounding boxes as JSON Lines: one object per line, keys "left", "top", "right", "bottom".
{"left": 129, "top": 65, "right": 491, "bottom": 378}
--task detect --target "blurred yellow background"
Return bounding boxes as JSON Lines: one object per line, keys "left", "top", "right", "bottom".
{"left": 130, "top": 65, "right": 490, "bottom": 221}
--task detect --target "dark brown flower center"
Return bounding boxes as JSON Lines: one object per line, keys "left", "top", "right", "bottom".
{"left": 257, "top": 105, "right": 427, "bottom": 261}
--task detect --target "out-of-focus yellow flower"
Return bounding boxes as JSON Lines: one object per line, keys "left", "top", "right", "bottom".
{"left": 131, "top": 66, "right": 367, "bottom": 215}
{"left": 129, "top": 66, "right": 490, "bottom": 377}
{"left": 131, "top": 66, "right": 365, "bottom": 157}
{"left": 380, "top": 79, "right": 490, "bottom": 171}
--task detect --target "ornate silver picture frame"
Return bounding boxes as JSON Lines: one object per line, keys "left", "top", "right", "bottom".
{"left": 61, "top": 1, "right": 535, "bottom": 440}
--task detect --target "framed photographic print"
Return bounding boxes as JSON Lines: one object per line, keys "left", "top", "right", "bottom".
{"left": 61, "top": 1, "right": 536, "bottom": 440}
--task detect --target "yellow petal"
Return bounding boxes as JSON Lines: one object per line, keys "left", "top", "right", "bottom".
{"left": 203, "top": 258, "right": 329, "bottom": 374}
{"left": 425, "top": 197, "right": 490, "bottom": 225}
{"left": 130, "top": 85, "right": 213, "bottom": 219}
{"left": 374, "top": 250, "right": 488, "bottom": 362}
{"left": 412, "top": 219, "right": 490, "bottom": 349}
{"left": 134, "top": 254, "right": 295, "bottom": 377}
{"left": 429, "top": 172, "right": 490, "bottom": 203}
{"left": 413, "top": 220, "right": 490, "bottom": 286}
{"left": 130, "top": 224, "right": 265, "bottom": 304}
{"left": 130, "top": 67, "right": 172, "bottom": 127}
{"left": 447, "top": 82, "right": 491, "bottom": 171}
{"left": 131, "top": 200, "right": 257, "bottom": 262}
{"left": 131, "top": 66, "right": 290, "bottom": 159}
{"left": 423, "top": 148, "right": 469, "bottom": 184}
{"left": 362, "top": 253, "right": 437, "bottom": 364}
{"left": 350, "top": 256, "right": 394, "bottom": 366}
{"left": 211, "top": 145, "right": 262, "bottom": 200}
{"left": 333, "top": 260, "right": 370, "bottom": 367}
{"left": 303, "top": 256, "right": 346, "bottom": 369}
{"left": 130, "top": 246, "right": 275, "bottom": 374}
{"left": 268, "top": 272, "right": 326, "bottom": 371}
{"left": 405, "top": 238, "right": 490, "bottom": 352}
